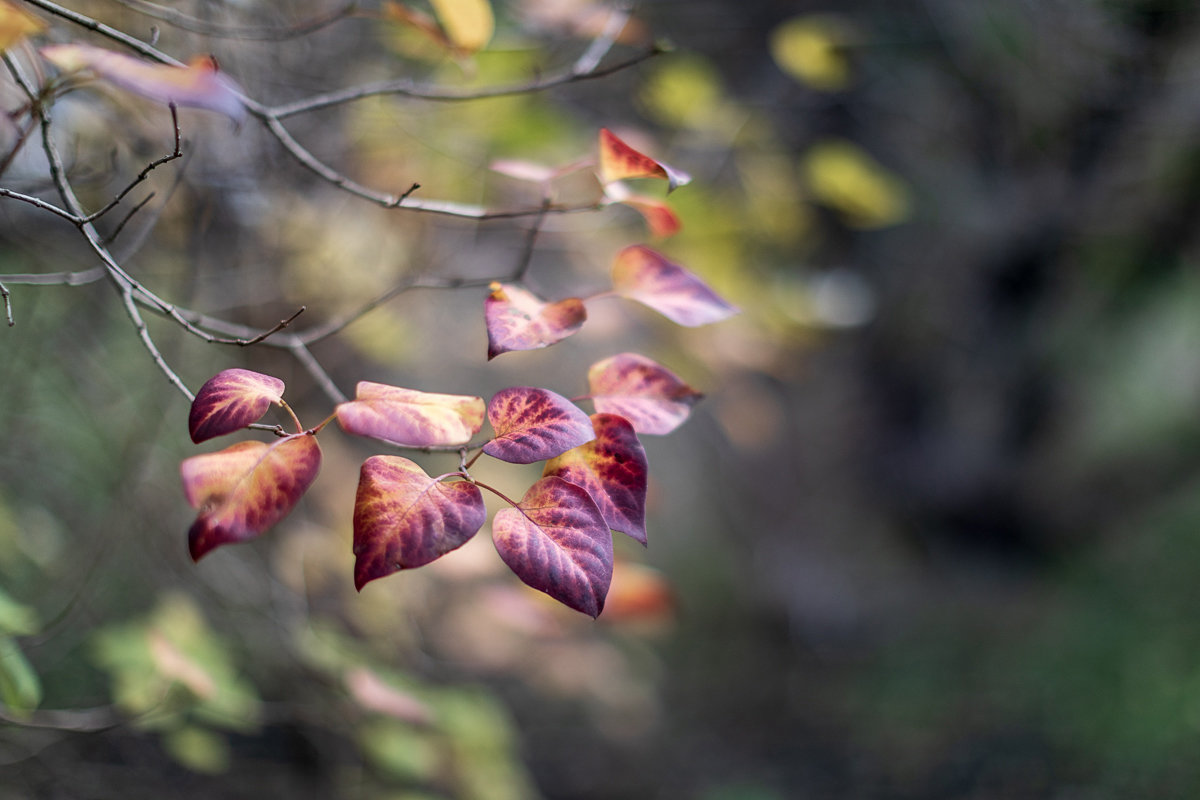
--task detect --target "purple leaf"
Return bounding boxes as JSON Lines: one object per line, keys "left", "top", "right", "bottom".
{"left": 483, "top": 387, "right": 595, "bottom": 464}
{"left": 182, "top": 434, "right": 321, "bottom": 560}
{"left": 485, "top": 282, "right": 587, "bottom": 359}
{"left": 188, "top": 369, "right": 285, "bottom": 444}
{"left": 611, "top": 245, "right": 738, "bottom": 326}
{"left": 586, "top": 353, "right": 703, "bottom": 435}
{"left": 544, "top": 413, "right": 648, "bottom": 544}
{"left": 492, "top": 476, "right": 613, "bottom": 617}
{"left": 352, "top": 456, "right": 487, "bottom": 590}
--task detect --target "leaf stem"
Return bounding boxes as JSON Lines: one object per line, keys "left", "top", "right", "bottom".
{"left": 278, "top": 399, "right": 305, "bottom": 434}
{"left": 468, "top": 478, "right": 519, "bottom": 509}
{"left": 309, "top": 411, "right": 339, "bottom": 435}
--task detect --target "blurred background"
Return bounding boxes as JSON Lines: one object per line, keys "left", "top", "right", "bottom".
{"left": 5, "top": 0, "right": 1200, "bottom": 797}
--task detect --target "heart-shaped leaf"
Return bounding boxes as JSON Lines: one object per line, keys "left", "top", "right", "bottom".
{"left": 544, "top": 413, "right": 648, "bottom": 544}
{"left": 182, "top": 434, "right": 322, "bottom": 560}
{"left": 586, "top": 353, "right": 703, "bottom": 435}
{"left": 604, "top": 182, "right": 682, "bottom": 238}
{"left": 188, "top": 369, "right": 285, "bottom": 444}
{"left": 492, "top": 477, "right": 613, "bottom": 617}
{"left": 336, "top": 382, "right": 485, "bottom": 448}
{"left": 483, "top": 387, "right": 595, "bottom": 464}
{"left": 40, "top": 44, "right": 245, "bottom": 122}
{"left": 598, "top": 128, "right": 691, "bottom": 192}
{"left": 612, "top": 245, "right": 738, "bottom": 326}
{"left": 352, "top": 456, "right": 487, "bottom": 590}
{"left": 485, "top": 282, "right": 587, "bottom": 360}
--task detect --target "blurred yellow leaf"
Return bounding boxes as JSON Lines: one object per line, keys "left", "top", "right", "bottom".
{"left": 801, "top": 139, "right": 911, "bottom": 228}
{"left": 430, "top": 0, "right": 494, "bottom": 53}
{"left": 638, "top": 55, "right": 727, "bottom": 131}
{"left": 0, "top": 0, "right": 44, "bottom": 54}
{"left": 770, "top": 15, "right": 854, "bottom": 91}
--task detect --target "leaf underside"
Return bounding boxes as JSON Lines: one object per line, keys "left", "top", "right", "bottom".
{"left": 182, "top": 434, "right": 322, "bottom": 560}
{"left": 586, "top": 353, "right": 703, "bottom": 435}
{"left": 611, "top": 245, "right": 738, "bottom": 326}
{"left": 336, "top": 381, "right": 485, "bottom": 447}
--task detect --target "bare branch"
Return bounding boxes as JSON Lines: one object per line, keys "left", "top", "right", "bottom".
{"left": 0, "top": 266, "right": 106, "bottom": 286}
{"left": 100, "top": 191, "right": 155, "bottom": 245}
{"left": 83, "top": 103, "right": 182, "bottom": 225}
{"left": 266, "top": 45, "right": 661, "bottom": 120}
{"left": 236, "top": 306, "right": 306, "bottom": 346}
{"left": 0, "top": 186, "right": 81, "bottom": 223}
{"left": 288, "top": 338, "right": 347, "bottom": 404}
{"left": 121, "top": 287, "right": 194, "bottom": 400}
{"left": 0, "top": 280, "right": 12, "bottom": 326}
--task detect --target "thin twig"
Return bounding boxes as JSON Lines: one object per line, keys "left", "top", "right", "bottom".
{"left": 288, "top": 338, "right": 347, "bottom": 404}
{"left": 121, "top": 287, "right": 194, "bottom": 400}
{"left": 83, "top": 103, "right": 182, "bottom": 225}
{"left": 266, "top": 46, "right": 661, "bottom": 119}
{"left": 0, "top": 186, "right": 81, "bottom": 223}
{"left": 513, "top": 197, "right": 552, "bottom": 283}
{"left": 0, "top": 266, "right": 106, "bottom": 285}
{"left": 236, "top": 306, "right": 306, "bottom": 346}
{"left": 0, "top": 280, "right": 12, "bottom": 326}
{"left": 571, "top": 5, "right": 633, "bottom": 76}
{"left": 101, "top": 192, "right": 155, "bottom": 245}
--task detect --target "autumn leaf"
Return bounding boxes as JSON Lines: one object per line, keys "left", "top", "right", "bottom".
{"left": 544, "top": 413, "right": 648, "bottom": 544}
{"left": 40, "top": 44, "right": 245, "bottom": 122}
{"left": 352, "top": 456, "right": 487, "bottom": 589}
{"left": 336, "top": 382, "right": 485, "bottom": 448}
{"left": 0, "top": 1, "right": 44, "bottom": 54}
{"left": 598, "top": 128, "right": 691, "bottom": 192}
{"left": 492, "top": 476, "right": 613, "bottom": 617}
{"left": 188, "top": 369, "right": 286, "bottom": 443}
{"left": 611, "top": 245, "right": 738, "bottom": 326}
{"left": 604, "top": 181, "right": 681, "bottom": 237}
{"left": 483, "top": 387, "right": 595, "bottom": 464}
{"left": 182, "top": 435, "right": 321, "bottom": 560}
{"left": 586, "top": 353, "right": 702, "bottom": 435}
{"left": 485, "top": 282, "right": 587, "bottom": 359}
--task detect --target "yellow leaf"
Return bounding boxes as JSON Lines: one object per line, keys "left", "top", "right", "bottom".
{"left": 770, "top": 15, "right": 854, "bottom": 91}
{"left": 0, "top": 0, "right": 44, "bottom": 54}
{"left": 429, "top": 0, "right": 494, "bottom": 53}
{"left": 801, "top": 139, "right": 911, "bottom": 229}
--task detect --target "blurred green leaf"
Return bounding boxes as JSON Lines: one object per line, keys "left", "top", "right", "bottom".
{"left": 0, "top": 634, "right": 41, "bottom": 714}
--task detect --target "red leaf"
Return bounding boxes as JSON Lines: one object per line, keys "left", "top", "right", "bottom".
{"left": 586, "top": 353, "right": 703, "bottom": 435}
{"left": 485, "top": 282, "right": 587, "bottom": 359}
{"left": 352, "top": 456, "right": 486, "bottom": 590}
{"left": 336, "top": 382, "right": 485, "bottom": 447}
{"left": 40, "top": 44, "right": 245, "bottom": 122}
{"left": 491, "top": 476, "right": 613, "bottom": 617}
{"left": 598, "top": 128, "right": 691, "bottom": 192}
{"left": 604, "top": 182, "right": 682, "bottom": 237}
{"left": 612, "top": 245, "right": 738, "bottom": 326}
{"left": 483, "top": 387, "right": 595, "bottom": 464}
{"left": 544, "top": 413, "right": 648, "bottom": 544}
{"left": 188, "top": 369, "right": 285, "bottom": 444}
{"left": 182, "top": 434, "right": 322, "bottom": 560}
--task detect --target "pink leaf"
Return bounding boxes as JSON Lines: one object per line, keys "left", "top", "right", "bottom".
{"left": 544, "top": 413, "right": 648, "bottom": 544}
{"left": 344, "top": 667, "right": 434, "bottom": 725}
{"left": 41, "top": 44, "right": 245, "bottom": 122}
{"left": 336, "top": 382, "right": 485, "bottom": 448}
{"left": 352, "top": 456, "right": 486, "bottom": 589}
{"left": 483, "top": 387, "right": 595, "bottom": 464}
{"left": 598, "top": 128, "right": 691, "bottom": 192}
{"left": 586, "top": 353, "right": 703, "bottom": 435}
{"left": 182, "top": 434, "right": 322, "bottom": 560}
{"left": 188, "top": 369, "right": 285, "bottom": 443}
{"left": 611, "top": 245, "right": 738, "bottom": 326}
{"left": 485, "top": 282, "right": 587, "bottom": 359}
{"left": 492, "top": 476, "right": 613, "bottom": 617}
